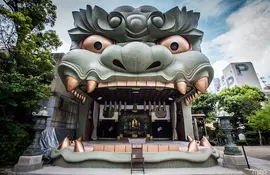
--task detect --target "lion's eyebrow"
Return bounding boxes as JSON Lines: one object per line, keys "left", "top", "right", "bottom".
{"left": 69, "top": 5, "right": 203, "bottom": 50}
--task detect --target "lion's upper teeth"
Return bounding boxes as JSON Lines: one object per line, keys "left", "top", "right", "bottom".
{"left": 176, "top": 81, "right": 187, "bottom": 94}
{"left": 194, "top": 77, "right": 208, "bottom": 93}
{"left": 87, "top": 80, "right": 97, "bottom": 93}
{"left": 66, "top": 76, "right": 79, "bottom": 92}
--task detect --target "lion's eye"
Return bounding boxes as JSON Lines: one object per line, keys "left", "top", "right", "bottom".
{"left": 157, "top": 35, "right": 191, "bottom": 54}
{"left": 81, "top": 35, "right": 113, "bottom": 53}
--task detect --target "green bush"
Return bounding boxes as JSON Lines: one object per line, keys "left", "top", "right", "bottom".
{"left": 217, "top": 130, "right": 226, "bottom": 138}
{"left": 244, "top": 131, "right": 260, "bottom": 145}
{"left": 245, "top": 130, "right": 258, "bottom": 137}
{"left": 0, "top": 117, "right": 33, "bottom": 165}
{"left": 235, "top": 140, "right": 247, "bottom": 146}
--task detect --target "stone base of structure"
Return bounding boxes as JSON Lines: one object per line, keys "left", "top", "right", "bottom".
{"left": 14, "top": 155, "right": 43, "bottom": 172}
{"left": 223, "top": 155, "right": 248, "bottom": 170}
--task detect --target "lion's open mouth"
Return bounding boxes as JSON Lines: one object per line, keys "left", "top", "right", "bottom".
{"left": 67, "top": 78, "right": 204, "bottom": 106}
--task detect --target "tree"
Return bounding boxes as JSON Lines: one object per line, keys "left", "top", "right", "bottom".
{"left": 0, "top": 0, "right": 62, "bottom": 120}
{"left": 217, "top": 85, "right": 266, "bottom": 127}
{"left": 247, "top": 101, "right": 270, "bottom": 145}
{"left": 0, "top": 0, "right": 61, "bottom": 164}
{"left": 192, "top": 92, "right": 218, "bottom": 122}
{"left": 247, "top": 101, "right": 270, "bottom": 132}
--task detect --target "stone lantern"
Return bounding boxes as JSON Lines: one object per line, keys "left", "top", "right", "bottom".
{"left": 215, "top": 109, "right": 242, "bottom": 155}
{"left": 14, "top": 107, "right": 49, "bottom": 172}
{"left": 215, "top": 108, "right": 249, "bottom": 170}
{"left": 24, "top": 107, "right": 50, "bottom": 156}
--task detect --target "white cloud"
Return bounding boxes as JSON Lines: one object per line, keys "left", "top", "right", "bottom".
{"left": 213, "top": 0, "right": 270, "bottom": 77}
{"left": 211, "top": 59, "right": 229, "bottom": 78}
{"left": 177, "top": 0, "right": 225, "bottom": 19}
{"left": 201, "top": 41, "right": 215, "bottom": 57}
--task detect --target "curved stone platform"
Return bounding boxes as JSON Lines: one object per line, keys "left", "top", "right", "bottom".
{"left": 51, "top": 148, "right": 220, "bottom": 168}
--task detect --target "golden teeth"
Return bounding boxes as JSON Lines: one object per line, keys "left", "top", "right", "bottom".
{"left": 187, "top": 135, "right": 193, "bottom": 142}
{"left": 77, "top": 136, "right": 83, "bottom": 142}
{"left": 187, "top": 140, "right": 199, "bottom": 152}
{"left": 74, "top": 140, "right": 85, "bottom": 152}
{"left": 87, "top": 80, "right": 97, "bottom": 93}
{"left": 176, "top": 82, "right": 187, "bottom": 94}
{"left": 200, "top": 136, "right": 213, "bottom": 149}
{"left": 66, "top": 76, "right": 79, "bottom": 92}
{"left": 194, "top": 77, "right": 208, "bottom": 93}
{"left": 57, "top": 137, "right": 71, "bottom": 150}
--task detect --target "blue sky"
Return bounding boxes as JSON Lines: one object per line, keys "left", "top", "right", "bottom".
{"left": 52, "top": 0, "right": 270, "bottom": 83}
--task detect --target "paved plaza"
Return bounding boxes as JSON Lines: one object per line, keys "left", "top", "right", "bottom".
{"left": 16, "top": 166, "right": 245, "bottom": 175}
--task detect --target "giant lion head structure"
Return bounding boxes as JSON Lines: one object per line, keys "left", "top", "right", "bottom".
{"left": 53, "top": 5, "right": 219, "bottom": 168}
{"left": 58, "top": 5, "right": 214, "bottom": 105}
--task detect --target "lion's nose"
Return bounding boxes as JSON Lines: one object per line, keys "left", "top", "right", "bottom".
{"left": 100, "top": 42, "right": 173, "bottom": 73}
{"left": 119, "top": 42, "right": 171, "bottom": 73}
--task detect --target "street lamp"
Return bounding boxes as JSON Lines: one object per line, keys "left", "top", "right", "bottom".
{"left": 215, "top": 108, "right": 242, "bottom": 155}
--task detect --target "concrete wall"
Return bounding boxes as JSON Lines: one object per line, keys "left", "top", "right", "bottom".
{"left": 49, "top": 53, "right": 93, "bottom": 142}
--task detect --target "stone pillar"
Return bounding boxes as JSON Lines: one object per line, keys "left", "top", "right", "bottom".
{"left": 171, "top": 102, "right": 178, "bottom": 140}
{"left": 14, "top": 107, "right": 49, "bottom": 172}
{"left": 181, "top": 100, "right": 194, "bottom": 139}
{"left": 91, "top": 101, "right": 99, "bottom": 140}
{"left": 193, "top": 117, "right": 199, "bottom": 140}
{"left": 203, "top": 119, "right": 208, "bottom": 138}
{"left": 76, "top": 98, "right": 90, "bottom": 139}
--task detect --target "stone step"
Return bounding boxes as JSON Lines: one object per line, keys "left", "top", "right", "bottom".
{"left": 11, "top": 166, "right": 245, "bottom": 175}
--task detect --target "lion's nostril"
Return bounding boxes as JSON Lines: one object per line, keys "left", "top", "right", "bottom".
{"left": 147, "top": 61, "right": 161, "bottom": 70}
{"left": 113, "top": 59, "right": 126, "bottom": 70}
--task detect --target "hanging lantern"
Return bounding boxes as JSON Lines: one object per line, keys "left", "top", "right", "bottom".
{"left": 132, "top": 104, "right": 137, "bottom": 113}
